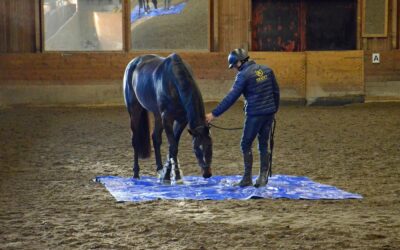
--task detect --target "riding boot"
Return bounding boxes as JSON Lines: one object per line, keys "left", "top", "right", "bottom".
{"left": 235, "top": 151, "right": 253, "bottom": 187}
{"left": 254, "top": 153, "right": 269, "bottom": 187}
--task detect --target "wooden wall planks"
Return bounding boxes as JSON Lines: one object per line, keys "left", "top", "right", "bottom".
{"left": 0, "top": 0, "right": 36, "bottom": 53}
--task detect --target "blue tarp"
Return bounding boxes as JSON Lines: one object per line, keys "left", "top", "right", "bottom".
{"left": 95, "top": 175, "right": 362, "bottom": 202}
{"left": 131, "top": 2, "right": 187, "bottom": 23}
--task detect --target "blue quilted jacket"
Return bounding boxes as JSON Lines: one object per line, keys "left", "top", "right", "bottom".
{"left": 212, "top": 61, "right": 280, "bottom": 117}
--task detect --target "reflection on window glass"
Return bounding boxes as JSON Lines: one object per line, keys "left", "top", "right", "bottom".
{"left": 130, "top": 0, "right": 208, "bottom": 50}
{"left": 44, "top": 0, "right": 123, "bottom": 51}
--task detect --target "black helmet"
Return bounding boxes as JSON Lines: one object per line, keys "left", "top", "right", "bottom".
{"left": 228, "top": 48, "right": 249, "bottom": 69}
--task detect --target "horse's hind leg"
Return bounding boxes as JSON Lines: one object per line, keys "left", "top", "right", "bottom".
{"left": 130, "top": 111, "right": 141, "bottom": 179}
{"left": 152, "top": 115, "right": 164, "bottom": 177}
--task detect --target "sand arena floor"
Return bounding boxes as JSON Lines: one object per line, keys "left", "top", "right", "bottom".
{"left": 0, "top": 102, "right": 399, "bottom": 249}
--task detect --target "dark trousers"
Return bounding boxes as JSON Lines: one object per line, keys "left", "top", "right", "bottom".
{"left": 240, "top": 114, "right": 274, "bottom": 155}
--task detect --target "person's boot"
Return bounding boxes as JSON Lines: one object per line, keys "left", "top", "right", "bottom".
{"left": 235, "top": 151, "right": 253, "bottom": 187}
{"left": 254, "top": 153, "right": 269, "bottom": 187}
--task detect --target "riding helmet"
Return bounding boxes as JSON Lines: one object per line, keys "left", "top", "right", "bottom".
{"left": 228, "top": 48, "right": 249, "bottom": 69}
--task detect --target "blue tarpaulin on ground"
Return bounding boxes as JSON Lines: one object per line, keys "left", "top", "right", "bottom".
{"left": 95, "top": 175, "right": 362, "bottom": 202}
{"left": 131, "top": 2, "right": 187, "bottom": 23}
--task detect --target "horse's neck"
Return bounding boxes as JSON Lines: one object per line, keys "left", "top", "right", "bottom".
{"left": 177, "top": 82, "right": 205, "bottom": 129}
{"left": 166, "top": 54, "right": 205, "bottom": 129}
{"left": 187, "top": 90, "right": 205, "bottom": 129}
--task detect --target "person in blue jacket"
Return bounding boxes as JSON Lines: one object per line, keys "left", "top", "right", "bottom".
{"left": 206, "top": 48, "right": 280, "bottom": 187}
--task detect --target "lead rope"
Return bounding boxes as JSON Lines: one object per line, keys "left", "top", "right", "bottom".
{"left": 208, "top": 123, "right": 243, "bottom": 130}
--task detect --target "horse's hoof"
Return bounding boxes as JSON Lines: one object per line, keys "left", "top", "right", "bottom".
{"left": 133, "top": 173, "right": 140, "bottom": 179}
{"left": 234, "top": 177, "right": 253, "bottom": 187}
{"left": 254, "top": 177, "right": 268, "bottom": 188}
{"left": 174, "top": 169, "right": 183, "bottom": 182}
{"left": 202, "top": 167, "right": 212, "bottom": 178}
{"left": 159, "top": 166, "right": 172, "bottom": 184}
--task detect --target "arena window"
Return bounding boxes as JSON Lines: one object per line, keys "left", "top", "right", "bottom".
{"left": 43, "top": 0, "right": 123, "bottom": 51}
{"left": 130, "top": 0, "right": 209, "bottom": 51}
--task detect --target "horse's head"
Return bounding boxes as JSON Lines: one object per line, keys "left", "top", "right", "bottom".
{"left": 188, "top": 125, "right": 213, "bottom": 178}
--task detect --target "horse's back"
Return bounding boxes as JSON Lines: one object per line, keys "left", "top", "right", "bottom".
{"left": 125, "top": 53, "right": 192, "bottom": 116}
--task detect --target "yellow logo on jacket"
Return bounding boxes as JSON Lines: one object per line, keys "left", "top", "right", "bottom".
{"left": 255, "top": 69, "right": 267, "bottom": 82}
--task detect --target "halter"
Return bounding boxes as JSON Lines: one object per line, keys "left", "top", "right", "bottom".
{"left": 187, "top": 125, "right": 209, "bottom": 136}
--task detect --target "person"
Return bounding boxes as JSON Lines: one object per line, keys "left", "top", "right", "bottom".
{"left": 205, "top": 48, "right": 280, "bottom": 187}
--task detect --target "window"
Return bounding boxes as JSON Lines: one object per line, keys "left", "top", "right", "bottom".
{"left": 44, "top": 0, "right": 123, "bottom": 51}
{"left": 130, "top": 0, "right": 209, "bottom": 50}
{"left": 251, "top": 0, "right": 357, "bottom": 51}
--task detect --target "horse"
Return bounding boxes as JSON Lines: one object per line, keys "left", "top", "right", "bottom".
{"left": 138, "top": 0, "right": 149, "bottom": 15}
{"left": 138, "top": 0, "right": 158, "bottom": 16}
{"left": 123, "top": 53, "right": 213, "bottom": 183}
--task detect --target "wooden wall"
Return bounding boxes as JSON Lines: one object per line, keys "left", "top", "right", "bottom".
{"left": 0, "top": 53, "right": 235, "bottom": 84}
{"left": 361, "top": 0, "right": 398, "bottom": 50}
{"left": 214, "top": 0, "right": 250, "bottom": 52}
{"left": 364, "top": 51, "right": 400, "bottom": 82}
{"left": 0, "top": 0, "right": 37, "bottom": 53}
{"left": 250, "top": 52, "right": 306, "bottom": 100}
{"left": 0, "top": 51, "right": 365, "bottom": 105}
{"left": 307, "top": 51, "right": 364, "bottom": 103}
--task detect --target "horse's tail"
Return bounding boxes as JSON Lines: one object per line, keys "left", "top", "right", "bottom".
{"left": 123, "top": 57, "right": 151, "bottom": 159}
{"left": 123, "top": 57, "right": 139, "bottom": 114}
{"left": 132, "top": 109, "right": 151, "bottom": 159}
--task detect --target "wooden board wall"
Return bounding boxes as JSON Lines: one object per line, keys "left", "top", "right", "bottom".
{"left": 0, "top": 0, "right": 36, "bottom": 53}
{"left": 249, "top": 52, "right": 306, "bottom": 99}
{"left": 362, "top": 0, "right": 398, "bottom": 50}
{"left": 364, "top": 51, "right": 400, "bottom": 82}
{"left": 0, "top": 51, "right": 366, "bottom": 104}
{"left": 215, "top": 0, "right": 250, "bottom": 52}
{"left": 306, "top": 51, "right": 364, "bottom": 100}
{"left": 0, "top": 53, "right": 235, "bottom": 84}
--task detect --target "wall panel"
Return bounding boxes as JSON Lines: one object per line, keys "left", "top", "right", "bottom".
{"left": 249, "top": 52, "right": 306, "bottom": 100}
{"left": 306, "top": 51, "right": 364, "bottom": 104}
{"left": 0, "top": 0, "right": 36, "bottom": 53}
{"left": 362, "top": 0, "right": 396, "bottom": 50}
{"left": 217, "top": 0, "right": 250, "bottom": 52}
{"left": 364, "top": 51, "right": 400, "bottom": 82}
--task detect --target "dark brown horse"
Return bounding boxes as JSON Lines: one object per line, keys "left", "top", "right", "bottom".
{"left": 123, "top": 53, "right": 212, "bottom": 183}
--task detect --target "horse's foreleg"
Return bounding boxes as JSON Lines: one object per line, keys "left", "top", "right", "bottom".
{"left": 172, "top": 120, "right": 188, "bottom": 182}
{"left": 152, "top": 115, "right": 164, "bottom": 177}
{"left": 159, "top": 114, "right": 178, "bottom": 183}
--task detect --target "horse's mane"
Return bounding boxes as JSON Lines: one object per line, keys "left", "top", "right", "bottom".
{"left": 165, "top": 54, "right": 205, "bottom": 128}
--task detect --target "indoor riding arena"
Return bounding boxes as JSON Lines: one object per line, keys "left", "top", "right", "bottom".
{"left": 1, "top": 0, "right": 400, "bottom": 249}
